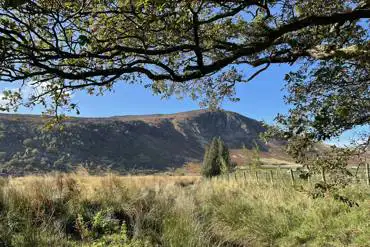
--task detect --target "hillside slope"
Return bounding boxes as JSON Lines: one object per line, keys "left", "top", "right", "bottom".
{"left": 0, "top": 110, "right": 289, "bottom": 174}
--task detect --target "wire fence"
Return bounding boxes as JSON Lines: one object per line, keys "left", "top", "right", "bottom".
{"left": 215, "top": 164, "right": 370, "bottom": 186}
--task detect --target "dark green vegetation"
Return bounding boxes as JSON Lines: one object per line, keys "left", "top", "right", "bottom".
{"left": 0, "top": 174, "right": 369, "bottom": 247}
{"left": 0, "top": 110, "right": 272, "bottom": 175}
{"left": 201, "top": 137, "right": 234, "bottom": 177}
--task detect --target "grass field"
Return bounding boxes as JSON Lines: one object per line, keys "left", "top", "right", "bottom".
{"left": 0, "top": 173, "right": 369, "bottom": 247}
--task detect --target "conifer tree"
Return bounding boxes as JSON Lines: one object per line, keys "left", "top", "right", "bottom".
{"left": 202, "top": 137, "right": 233, "bottom": 178}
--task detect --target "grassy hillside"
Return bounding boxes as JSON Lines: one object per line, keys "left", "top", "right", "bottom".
{"left": 0, "top": 174, "right": 369, "bottom": 246}
{"left": 0, "top": 110, "right": 280, "bottom": 175}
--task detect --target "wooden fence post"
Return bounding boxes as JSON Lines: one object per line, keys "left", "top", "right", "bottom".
{"left": 290, "top": 169, "right": 295, "bottom": 185}
{"left": 321, "top": 167, "right": 326, "bottom": 184}
{"left": 366, "top": 163, "right": 370, "bottom": 186}
{"left": 243, "top": 171, "right": 246, "bottom": 181}
{"left": 255, "top": 171, "right": 259, "bottom": 184}
{"left": 234, "top": 173, "right": 237, "bottom": 181}
{"left": 269, "top": 170, "right": 274, "bottom": 185}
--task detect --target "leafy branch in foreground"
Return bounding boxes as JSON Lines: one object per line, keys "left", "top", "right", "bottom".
{"left": 0, "top": 1, "right": 368, "bottom": 114}
{"left": 0, "top": 0, "right": 368, "bottom": 148}
{"left": 263, "top": 124, "right": 369, "bottom": 186}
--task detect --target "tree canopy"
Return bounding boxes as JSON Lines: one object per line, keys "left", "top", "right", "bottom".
{"left": 0, "top": 0, "right": 369, "bottom": 140}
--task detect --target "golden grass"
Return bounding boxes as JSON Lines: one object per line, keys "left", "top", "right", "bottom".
{"left": 11, "top": 173, "right": 201, "bottom": 188}
{"left": 1, "top": 173, "right": 369, "bottom": 246}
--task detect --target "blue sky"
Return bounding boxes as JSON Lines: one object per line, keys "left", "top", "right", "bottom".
{"left": 1, "top": 63, "right": 367, "bottom": 146}
{"left": 21, "top": 64, "right": 292, "bottom": 124}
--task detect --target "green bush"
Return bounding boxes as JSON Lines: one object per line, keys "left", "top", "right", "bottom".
{"left": 202, "top": 137, "right": 234, "bottom": 177}
{"left": 74, "top": 208, "right": 147, "bottom": 247}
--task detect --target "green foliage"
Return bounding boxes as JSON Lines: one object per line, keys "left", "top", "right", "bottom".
{"left": 75, "top": 209, "right": 146, "bottom": 247}
{"left": 0, "top": 0, "right": 367, "bottom": 139}
{"left": 202, "top": 137, "right": 234, "bottom": 177}
{"left": 280, "top": 59, "right": 369, "bottom": 141}
{"left": 263, "top": 121, "right": 367, "bottom": 188}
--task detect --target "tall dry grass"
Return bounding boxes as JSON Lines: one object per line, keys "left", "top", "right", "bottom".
{"left": 0, "top": 173, "right": 369, "bottom": 246}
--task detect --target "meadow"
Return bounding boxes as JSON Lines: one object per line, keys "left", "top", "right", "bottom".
{"left": 0, "top": 172, "right": 369, "bottom": 247}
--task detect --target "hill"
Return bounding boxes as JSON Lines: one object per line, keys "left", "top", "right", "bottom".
{"left": 0, "top": 110, "right": 292, "bottom": 175}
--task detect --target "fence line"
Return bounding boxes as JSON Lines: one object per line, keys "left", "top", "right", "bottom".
{"left": 215, "top": 167, "right": 370, "bottom": 186}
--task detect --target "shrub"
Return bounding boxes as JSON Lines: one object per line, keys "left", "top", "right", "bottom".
{"left": 75, "top": 209, "right": 148, "bottom": 247}
{"left": 202, "top": 137, "right": 234, "bottom": 177}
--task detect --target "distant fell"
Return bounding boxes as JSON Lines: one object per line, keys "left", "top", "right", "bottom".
{"left": 0, "top": 110, "right": 289, "bottom": 175}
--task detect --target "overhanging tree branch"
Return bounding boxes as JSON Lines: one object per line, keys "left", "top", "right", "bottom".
{"left": 0, "top": 0, "right": 368, "bottom": 125}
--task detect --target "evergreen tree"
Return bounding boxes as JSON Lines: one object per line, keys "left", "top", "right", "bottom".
{"left": 201, "top": 139, "right": 219, "bottom": 177}
{"left": 218, "top": 137, "right": 230, "bottom": 174}
{"left": 202, "top": 137, "right": 233, "bottom": 178}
